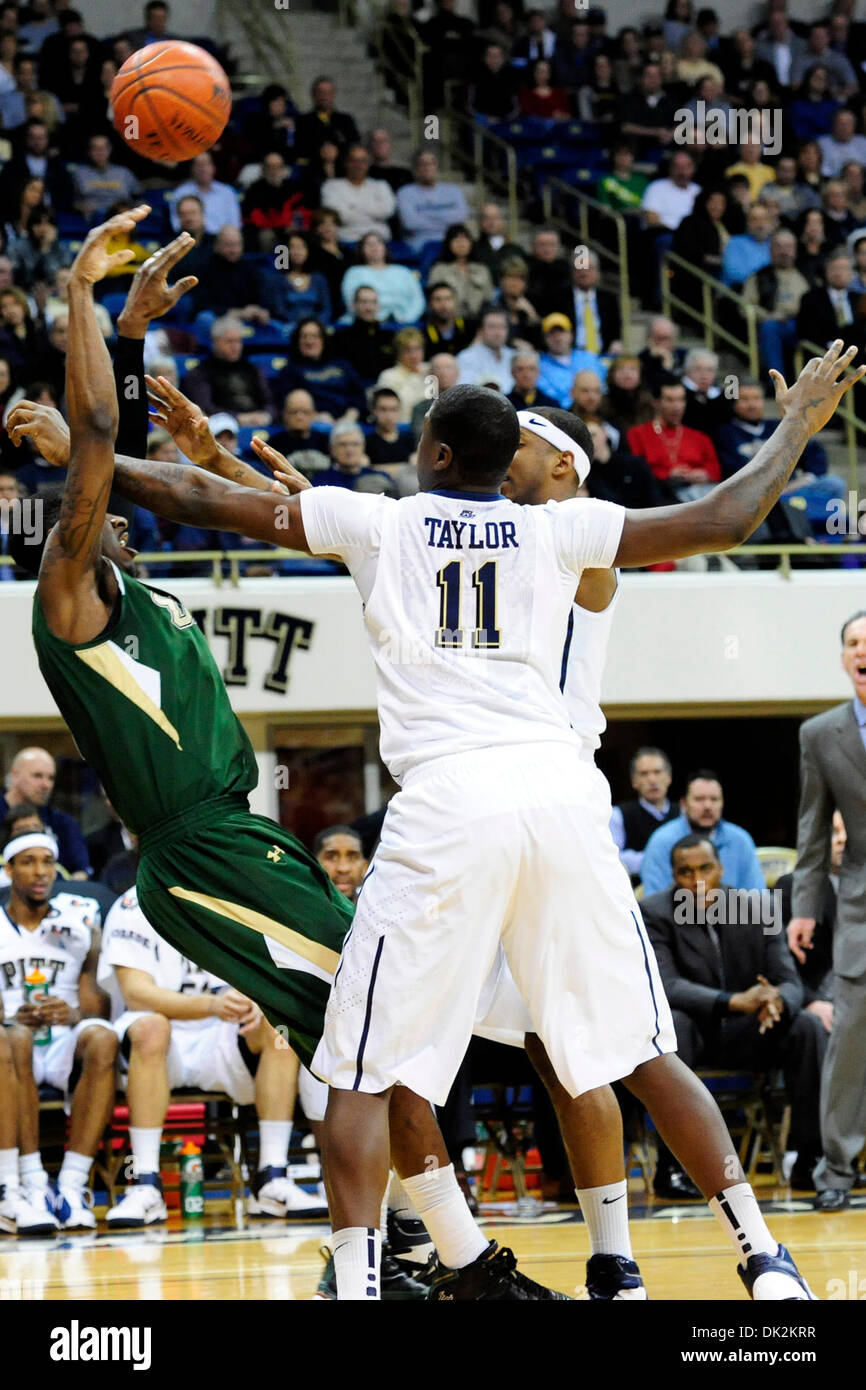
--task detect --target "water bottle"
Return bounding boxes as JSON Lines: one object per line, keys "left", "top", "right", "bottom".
{"left": 179, "top": 1141, "right": 204, "bottom": 1220}
{"left": 24, "top": 969, "right": 52, "bottom": 1046}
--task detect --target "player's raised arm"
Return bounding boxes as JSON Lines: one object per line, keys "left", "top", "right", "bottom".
{"left": 613, "top": 342, "right": 865, "bottom": 568}
{"left": 36, "top": 206, "right": 150, "bottom": 642}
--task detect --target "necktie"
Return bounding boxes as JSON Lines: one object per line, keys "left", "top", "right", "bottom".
{"left": 705, "top": 918, "right": 725, "bottom": 988}
{"left": 582, "top": 294, "right": 600, "bottom": 355}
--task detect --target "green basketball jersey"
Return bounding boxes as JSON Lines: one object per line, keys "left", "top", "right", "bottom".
{"left": 33, "top": 563, "right": 258, "bottom": 836}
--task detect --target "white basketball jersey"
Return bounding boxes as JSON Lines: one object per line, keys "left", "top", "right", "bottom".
{"left": 301, "top": 487, "right": 625, "bottom": 781}
{"left": 561, "top": 580, "right": 620, "bottom": 755}
{"left": 0, "top": 892, "right": 99, "bottom": 1016}
{"left": 99, "top": 887, "right": 226, "bottom": 1026}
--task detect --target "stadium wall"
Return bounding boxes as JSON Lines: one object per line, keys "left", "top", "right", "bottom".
{"left": 0, "top": 569, "right": 860, "bottom": 723}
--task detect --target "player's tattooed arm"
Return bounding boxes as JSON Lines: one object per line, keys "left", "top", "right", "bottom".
{"left": 112, "top": 453, "right": 312, "bottom": 552}
{"left": 614, "top": 341, "right": 865, "bottom": 568}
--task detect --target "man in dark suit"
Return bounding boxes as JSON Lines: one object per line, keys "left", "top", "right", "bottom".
{"left": 643, "top": 835, "right": 827, "bottom": 1198}
{"left": 550, "top": 249, "right": 622, "bottom": 355}
{"left": 0, "top": 118, "right": 74, "bottom": 212}
{"left": 789, "top": 611, "right": 866, "bottom": 1210}
{"left": 777, "top": 810, "right": 842, "bottom": 1034}
{"left": 796, "top": 249, "right": 866, "bottom": 356}
{"left": 293, "top": 76, "right": 360, "bottom": 163}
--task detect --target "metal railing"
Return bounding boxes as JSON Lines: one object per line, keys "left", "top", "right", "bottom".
{"left": 440, "top": 86, "right": 519, "bottom": 242}
{"left": 541, "top": 178, "right": 631, "bottom": 343}
{"left": 795, "top": 339, "right": 864, "bottom": 498}
{"left": 661, "top": 250, "right": 760, "bottom": 377}
{"left": 214, "top": 0, "right": 297, "bottom": 88}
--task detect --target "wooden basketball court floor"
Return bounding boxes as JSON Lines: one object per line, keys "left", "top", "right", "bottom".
{"left": 2, "top": 1187, "right": 864, "bottom": 1301}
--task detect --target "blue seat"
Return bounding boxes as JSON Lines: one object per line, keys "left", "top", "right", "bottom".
{"left": 248, "top": 353, "right": 288, "bottom": 378}
{"left": 236, "top": 425, "right": 271, "bottom": 456}
{"left": 175, "top": 353, "right": 202, "bottom": 378}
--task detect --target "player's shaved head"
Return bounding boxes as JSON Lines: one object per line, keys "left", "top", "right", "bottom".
{"left": 418, "top": 385, "right": 520, "bottom": 491}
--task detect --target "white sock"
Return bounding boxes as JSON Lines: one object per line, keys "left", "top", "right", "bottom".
{"left": 0, "top": 1148, "right": 19, "bottom": 1197}
{"left": 388, "top": 1171, "right": 421, "bottom": 1221}
{"left": 401, "top": 1163, "right": 488, "bottom": 1269}
{"left": 59, "top": 1151, "right": 93, "bottom": 1191}
{"left": 128, "top": 1127, "right": 162, "bottom": 1178}
{"left": 709, "top": 1183, "right": 778, "bottom": 1266}
{"left": 20, "top": 1152, "right": 47, "bottom": 1187}
{"left": 576, "top": 1181, "right": 633, "bottom": 1259}
{"left": 332, "top": 1226, "right": 381, "bottom": 1300}
{"left": 258, "top": 1120, "right": 291, "bottom": 1172}
{"left": 380, "top": 1194, "right": 389, "bottom": 1244}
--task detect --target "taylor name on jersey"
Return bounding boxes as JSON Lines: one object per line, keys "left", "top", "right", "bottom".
{"left": 0, "top": 892, "right": 100, "bottom": 1014}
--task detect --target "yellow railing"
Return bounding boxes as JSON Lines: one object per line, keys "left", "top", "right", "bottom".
{"left": 540, "top": 178, "right": 631, "bottom": 344}
{"left": 661, "top": 250, "right": 760, "bottom": 377}
{"left": 440, "top": 96, "right": 519, "bottom": 242}
{"left": 795, "top": 339, "right": 863, "bottom": 497}
{"left": 213, "top": 0, "right": 296, "bottom": 88}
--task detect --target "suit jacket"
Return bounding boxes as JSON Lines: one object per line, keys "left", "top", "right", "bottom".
{"left": 550, "top": 285, "right": 621, "bottom": 353}
{"left": 642, "top": 886, "right": 803, "bottom": 1028}
{"left": 793, "top": 702, "right": 866, "bottom": 978}
{"left": 796, "top": 287, "right": 865, "bottom": 354}
{"left": 777, "top": 871, "right": 835, "bottom": 1005}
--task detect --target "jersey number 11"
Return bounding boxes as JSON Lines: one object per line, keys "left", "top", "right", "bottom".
{"left": 435, "top": 560, "right": 501, "bottom": 650}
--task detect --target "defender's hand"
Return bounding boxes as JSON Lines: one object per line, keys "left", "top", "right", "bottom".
{"left": 769, "top": 340, "right": 866, "bottom": 436}
{"left": 118, "top": 233, "right": 199, "bottom": 337}
{"left": 146, "top": 374, "right": 216, "bottom": 465}
{"left": 251, "top": 436, "right": 312, "bottom": 493}
{"left": 70, "top": 205, "right": 151, "bottom": 285}
{"left": 7, "top": 400, "right": 71, "bottom": 466}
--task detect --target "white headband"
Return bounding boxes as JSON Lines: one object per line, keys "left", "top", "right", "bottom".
{"left": 517, "top": 411, "right": 591, "bottom": 485}
{"left": 3, "top": 832, "right": 58, "bottom": 863}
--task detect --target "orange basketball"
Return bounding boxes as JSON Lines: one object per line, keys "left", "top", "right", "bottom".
{"left": 111, "top": 41, "right": 232, "bottom": 164}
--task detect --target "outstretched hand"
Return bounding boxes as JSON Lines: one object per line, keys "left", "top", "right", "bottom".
{"left": 119, "top": 233, "right": 199, "bottom": 336}
{"left": 6, "top": 399, "right": 70, "bottom": 466}
{"left": 70, "top": 205, "right": 152, "bottom": 285}
{"left": 146, "top": 374, "right": 215, "bottom": 464}
{"left": 769, "top": 339, "right": 866, "bottom": 437}
{"left": 251, "top": 436, "right": 312, "bottom": 494}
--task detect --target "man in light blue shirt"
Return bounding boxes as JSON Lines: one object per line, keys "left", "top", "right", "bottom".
{"left": 720, "top": 204, "right": 773, "bottom": 289}
{"left": 170, "top": 153, "right": 241, "bottom": 235}
{"left": 396, "top": 150, "right": 469, "bottom": 253}
{"left": 537, "top": 313, "right": 606, "bottom": 407}
{"left": 640, "top": 769, "right": 766, "bottom": 895}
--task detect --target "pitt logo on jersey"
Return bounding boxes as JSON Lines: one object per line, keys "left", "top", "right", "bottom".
{"left": 423, "top": 518, "right": 518, "bottom": 551}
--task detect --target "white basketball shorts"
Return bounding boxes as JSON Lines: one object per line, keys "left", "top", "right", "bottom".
{"left": 115, "top": 1012, "right": 257, "bottom": 1105}
{"left": 30, "top": 1018, "right": 116, "bottom": 1109}
{"left": 312, "top": 740, "right": 675, "bottom": 1105}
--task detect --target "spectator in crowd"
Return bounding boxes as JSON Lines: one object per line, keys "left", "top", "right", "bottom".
{"left": 743, "top": 228, "right": 810, "bottom": 377}
{"left": 797, "top": 248, "right": 866, "bottom": 355}
{"left": 305, "top": 136, "right": 341, "bottom": 196}
{"left": 610, "top": 746, "right": 678, "bottom": 881}
{"left": 100, "top": 885, "right": 325, "bottom": 1226}
{"left": 553, "top": 16, "right": 594, "bottom": 90}
{"left": 172, "top": 195, "right": 214, "bottom": 281}
{"left": 313, "top": 420, "right": 394, "bottom": 494}
{"left": 758, "top": 153, "right": 820, "bottom": 224}
{"left": 526, "top": 226, "right": 571, "bottom": 319}
{"left": 321, "top": 144, "right": 397, "bottom": 246}
{"left": 640, "top": 770, "right": 766, "bottom": 896}
{"left": 841, "top": 160, "right": 866, "bottom": 224}
{"left": 470, "top": 41, "right": 519, "bottom": 121}
{"left": 340, "top": 231, "right": 424, "bottom": 324}
{"left": 367, "top": 127, "right": 412, "bottom": 193}
{"left": 1, "top": 822, "right": 117, "bottom": 1231}
{"left": 720, "top": 202, "right": 774, "bottom": 289}
{"left": 537, "top": 312, "right": 605, "bottom": 407}
{"left": 473, "top": 201, "right": 525, "bottom": 280}
{"left": 421, "top": 281, "right": 474, "bottom": 356}
{"left": 182, "top": 315, "right": 272, "bottom": 427}
{"left": 796, "top": 206, "right": 829, "bottom": 286}
{"left": 568, "top": 366, "right": 606, "bottom": 426}
{"left": 681, "top": 347, "right": 731, "bottom": 437}
{"left": 788, "top": 63, "right": 843, "bottom": 143}
{"left": 265, "top": 230, "right": 332, "bottom": 330}
{"left": 51, "top": 32, "right": 105, "bottom": 131}
{"left": 170, "top": 152, "right": 241, "bottom": 235}
{"left": 642, "top": 835, "right": 826, "bottom": 1198}
{"left": 456, "top": 305, "right": 515, "bottom": 392}
{"left": 0, "top": 51, "right": 56, "bottom": 133}
{"left": 365, "top": 387, "right": 410, "bottom": 468}
{"left": 395, "top": 149, "right": 470, "bottom": 255}
{"left": 241, "top": 151, "right": 313, "bottom": 250}
{"left": 627, "top": 375, "right": 720, "bottom": 502}
{"left": 492, "top": 258, "right": 541, "bottom": 347}
{"left": 241, "top": 83, "right": 296, "bottom": 160}
{"left": 375, "top": 325, "right": 428, "bottom": 422}
{"left": 850, "top": 233, "right": 866, "bottom": 293}
{"left": 755, "top": 7, "right": 806, "bottom": 86}
{"left": 577, "top": 51, "right": 620, "bottom": 125}
{"left": 715, "top": 379, "right": 840, "bottom": 515}
{"left": 0, "top": 118, "right": 73, "bottom": 211}
{"left": 583, "top": 416, "right": 672, "bottom": 511}
{"left": 0, "top": 747, "right": 91, "bottom": 876}
{"left": 664, "top": 0, "right": 694, "bottom": 52}
{"left": 293, "top": 74, "right": 360, "bottom": 162}
{"left": 778, "top": 810, "right": 844, "bottom": 1039}
{"left": 505, "top": 346, "right": 558, "bottom": 410}
{"left": 549, "top": 247, "right": 622, "bottom": 355}
{"left": 724, "top": 140, "right": 776, "bottom": 205}
{"left": 314, "top": 823, "right": 368, "bottom": 905}
{"left": 518, "top": 58, "right": 571, "bottom": 120}
{"left": 124, "top": 0, "right": 175, "bottom": 49}
{"left": 427, "top": 223, "right": 494, "bottom": 321}
{"left": 420, "top": 0, "right": 476, "bottom": 106}
{"left": 790, "top": 20, "right": 857, "bottom": 96}
{"left": 618, "top": 62, "right": 677, "bottom": 156}
{"left": 331, "top": 284, "right": 394, "bottom": 383}
{"left": 642, "top": 151, "right": 700, "bottom": 306}
{"left": 818, "top": 109, "right": 866, "bottom": 178}
{"left": 596, "top": 141, "right": 649, "bottom": 215}
{"left": 191, "top": 226, "right": 271, "bottom": 327}
{"left": 821, "top": 179, "right": 858, "bottom": 248}
{"left": 85, "top": 794, "right": 132, "bottom": 885}
{"left": 3, "top": 171, "right": 43, "bottom": 260}
{"left": 265, "top": 389, "right": 330, "bottom": 475}
{"left": 410, "top": 350, "right": 457, "bottom": 440}
{"left": 790, "top": 613, "right": 866, "bottom": 1209}
{"left": 308, "top": 207, "right": 350, "bottom": 309}
{"left": 0, "top": 464, "right": 28, "bottom": 578}
{"left": 721, "top": 26, "right": 775, "bottom": 99}
{"left": 272, "top": 317, "right": 366, "bottom": 423}
{"left": 0, "top": 285, "right": 49, "bottom": 381}
{"left": 10, "top": 206, "right": 70, "bottom": 289}
{"left": 515, "top": 7, "right": 558, "bottom": 62}
{"left": 72, "top": 133, "right": 140, "bottom": 223}
{"left": 601, "top": 354, "right": 654, "bottom": 432}
{"left": 670, "top": 186, "right": 729, "bottom": 313}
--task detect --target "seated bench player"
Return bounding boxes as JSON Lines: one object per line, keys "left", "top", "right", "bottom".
{"left": 99, "top": 885, "right": 327, "bottom": 1226}
{"left": 0, "top": 815, "right": 117, "bottom": 1230}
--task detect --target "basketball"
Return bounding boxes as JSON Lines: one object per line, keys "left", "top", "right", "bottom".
{"left": 110, "top": 41, "right": 232, "bottom": 164}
